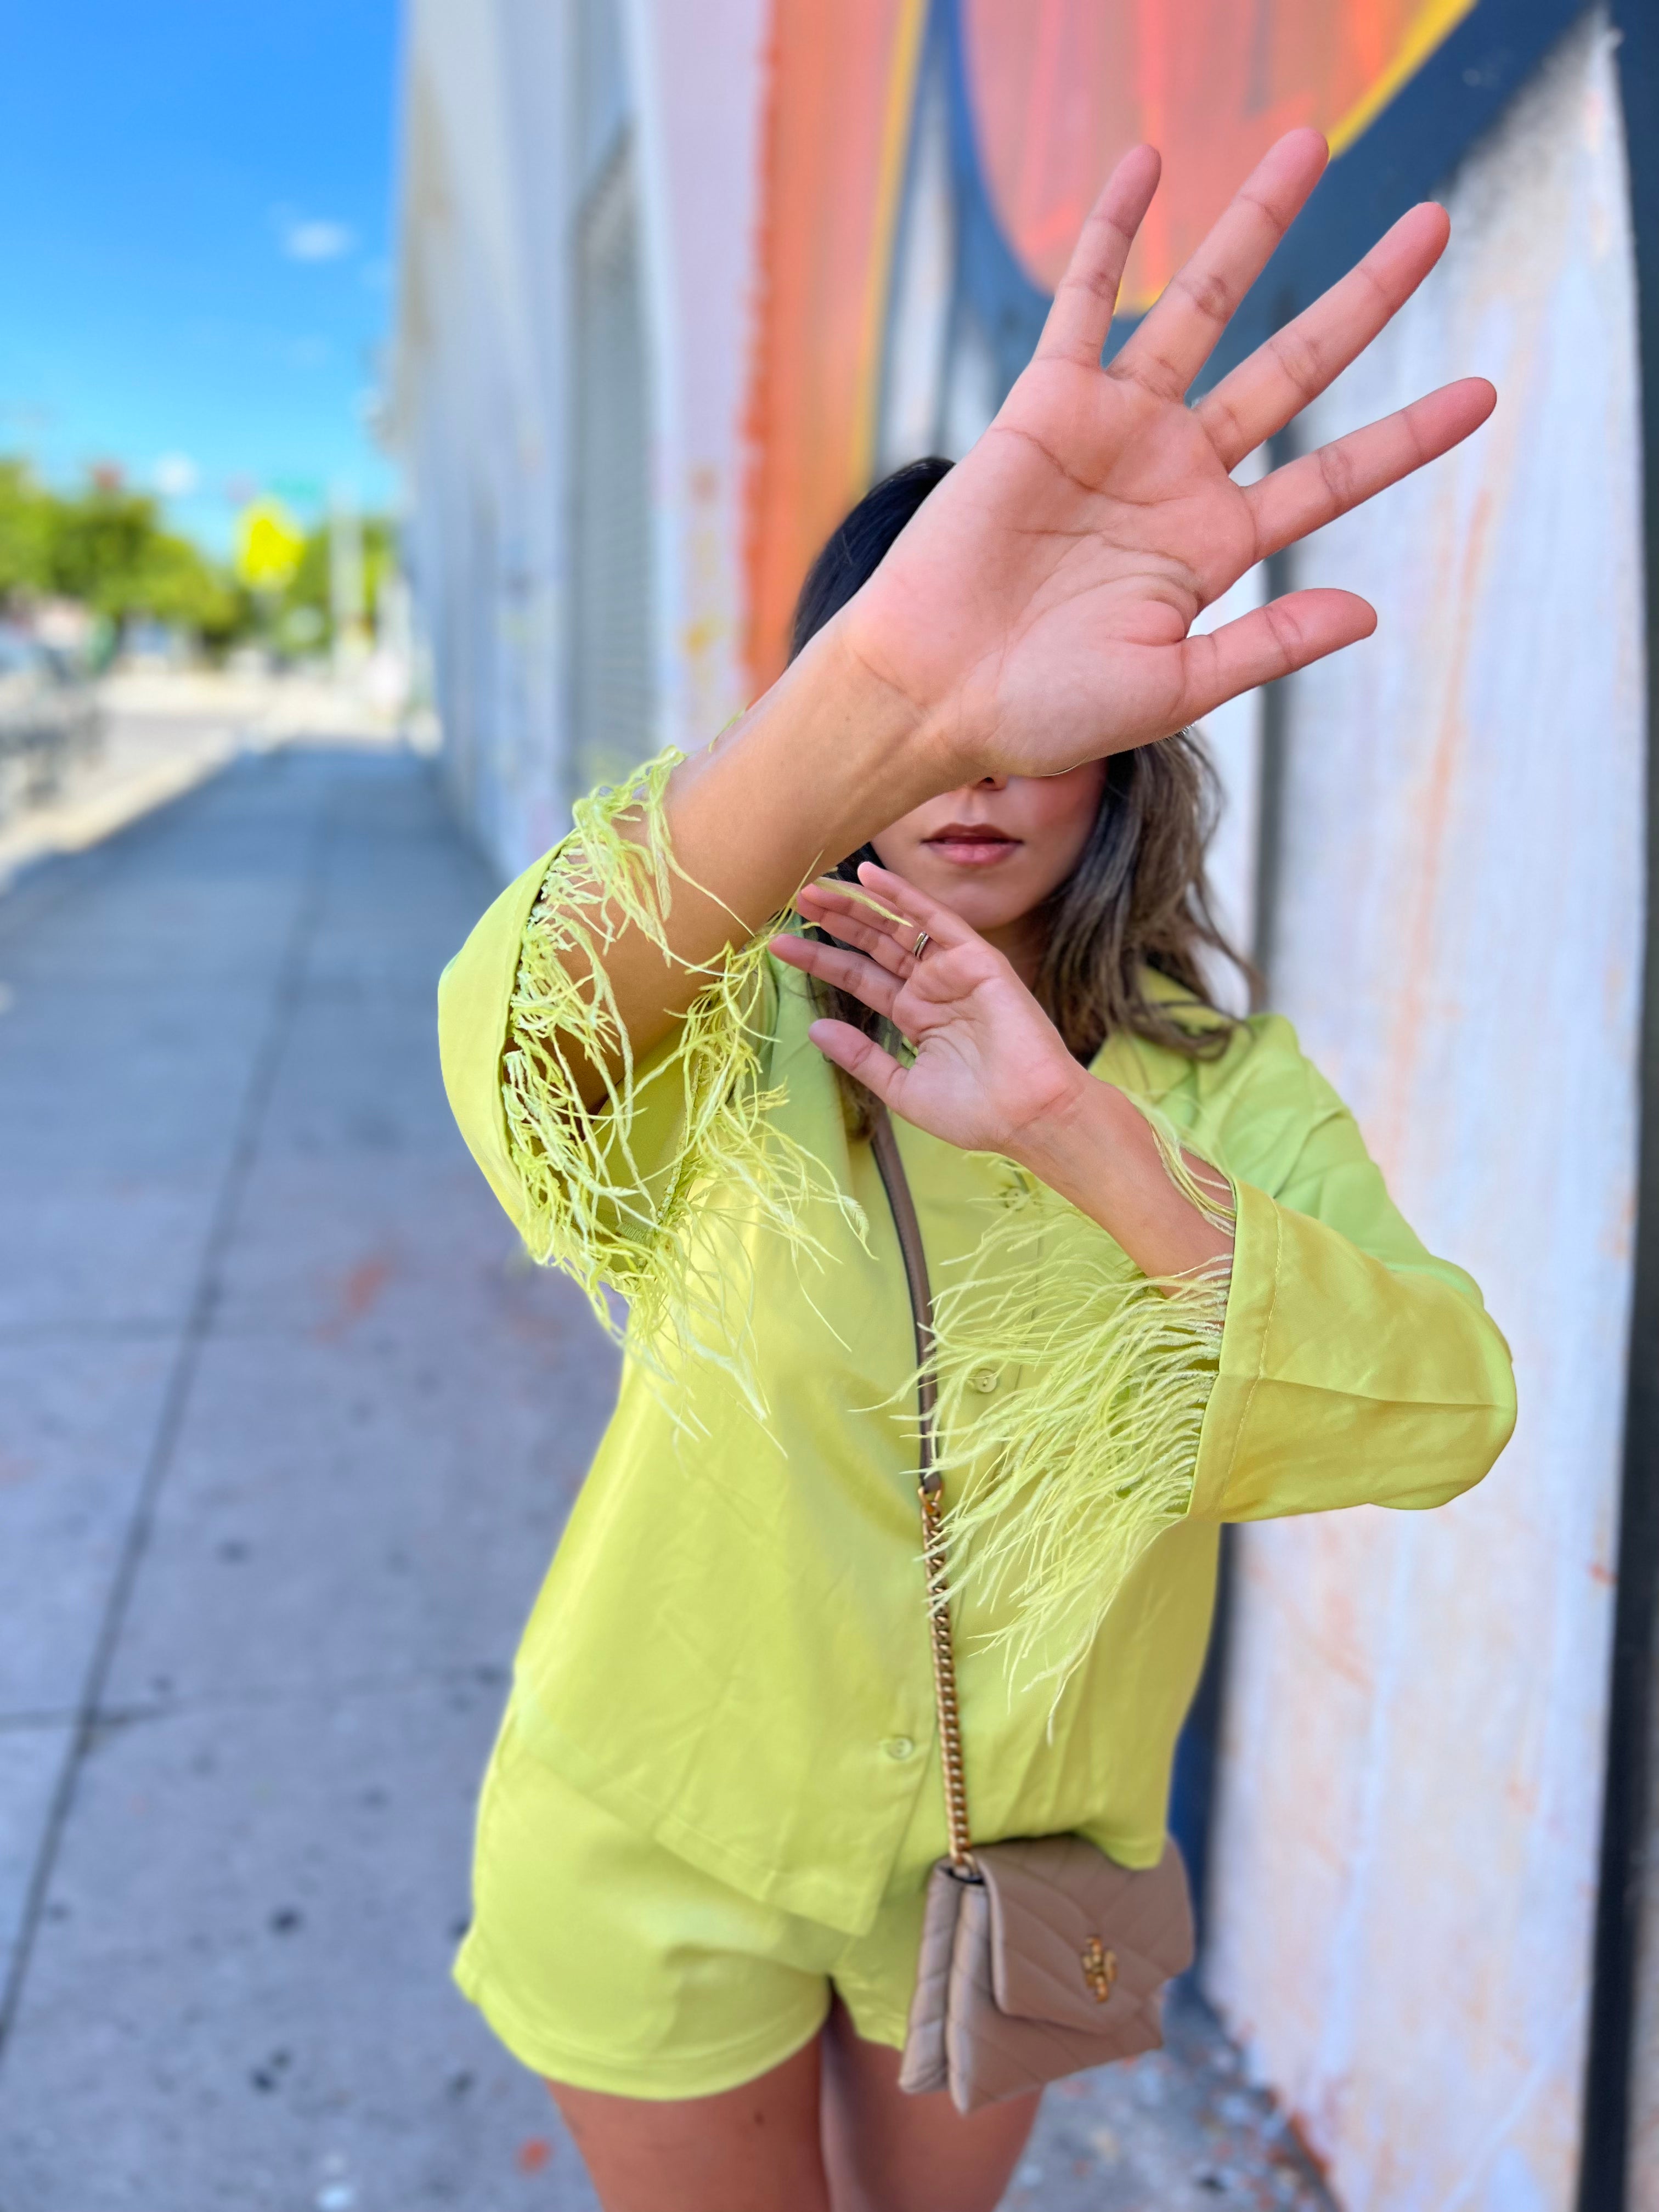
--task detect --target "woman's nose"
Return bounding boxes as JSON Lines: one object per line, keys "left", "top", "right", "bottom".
{"left": 975, "top": 773, "right": 1009, "bottom": 792}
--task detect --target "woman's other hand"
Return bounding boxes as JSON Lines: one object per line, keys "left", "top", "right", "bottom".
{"left": 780, "top": 867, "right": 1086, "bottom": 1158}
{"left": 775, "top": 867, "right": 1233, "bottom": 1279}
{"left": 837, "top": 131, "right": 1494, "bottom": 782}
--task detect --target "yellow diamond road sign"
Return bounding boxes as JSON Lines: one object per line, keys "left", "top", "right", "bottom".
{"left": 234, "top": 498, "right": 305, "bottom": 589}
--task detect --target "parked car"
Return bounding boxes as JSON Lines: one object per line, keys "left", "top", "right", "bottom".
{"left": 0, "top": 625, "right": 100, "bottom": 819}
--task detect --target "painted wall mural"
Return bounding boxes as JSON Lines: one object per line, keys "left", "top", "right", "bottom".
{"left": 961, "top": 0, "right": 1475, "bottom": 302}
{"left": 741, "top": 0, "right": 1588, "bottom": 691}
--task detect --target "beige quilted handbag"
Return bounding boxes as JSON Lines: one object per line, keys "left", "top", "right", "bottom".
{"left": 867, "top": 1105, "right": 1196, "bottom": 2115}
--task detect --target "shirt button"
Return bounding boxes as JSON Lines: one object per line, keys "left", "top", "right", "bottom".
{"left": 970, "top": 1368, "right": 998, "bottom": 1395}
{"left": 883, "top": 1735, "right": 916, "bottom": 1762}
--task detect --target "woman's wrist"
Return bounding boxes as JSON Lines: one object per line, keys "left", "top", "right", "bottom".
{"left": 1003, "top": 1073, "right": 1234, "bottom": 1279}
{"left": 701, "top": 619, "right": 968, "bottom": 867}
{"left": 1002, "top": 1066, "right": 1135, "bottom": 1203}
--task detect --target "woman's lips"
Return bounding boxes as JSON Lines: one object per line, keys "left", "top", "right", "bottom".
{"left": 922, "top": 828, "right": 1022, "bottom": 867}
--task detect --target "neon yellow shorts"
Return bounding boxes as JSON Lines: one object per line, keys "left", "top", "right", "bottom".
{"left": 454, "top": 1698, "right": 940, "bottom": 2100}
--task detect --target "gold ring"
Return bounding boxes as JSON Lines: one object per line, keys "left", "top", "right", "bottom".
{"left": 910, "top": 929, "right": 930, "bottom": 961}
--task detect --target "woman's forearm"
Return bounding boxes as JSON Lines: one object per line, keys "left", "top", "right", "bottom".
{"left": 562, "top": 620, "right": 958, "bottom": 1102}
{"left": 1006, "top": 1073, "right": 1234, "bottom": 1280}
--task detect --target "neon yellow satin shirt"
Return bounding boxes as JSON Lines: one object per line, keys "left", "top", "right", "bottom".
{"left": 438, "top": 765, "right": 1516, "bottom": 1938}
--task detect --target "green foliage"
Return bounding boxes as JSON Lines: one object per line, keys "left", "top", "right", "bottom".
{"left": 0, "top": 457, "right": 399, "bottom": 659}
{"left": 0, "top": 460, "right": 55, "bottom": 598}
{"left": 0, "top": 457, "right": 253, "bottom": 646}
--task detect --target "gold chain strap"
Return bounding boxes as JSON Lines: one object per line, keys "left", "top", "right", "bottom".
{"left": 869, "top": 1107, "right": 975, "bottom": 1871}
{"left": 919, "top": 1479, "right": 974, "bottom": 1866}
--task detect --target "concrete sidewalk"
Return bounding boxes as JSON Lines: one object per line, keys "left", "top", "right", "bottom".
{"left": 0, "top": 748, "right": 1330, "bottom": 2210}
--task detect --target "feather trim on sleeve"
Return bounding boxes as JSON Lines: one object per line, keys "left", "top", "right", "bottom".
{"left": 499, "top": 749, "right": 855, "bottom": 1406}
{"left": 932, "top": 1100, "right": 1234, "bottom": 1692}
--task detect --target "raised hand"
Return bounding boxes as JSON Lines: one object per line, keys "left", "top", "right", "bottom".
{"left": 539, "top": 132, "right": 1497, "bottom": 1104}
{"left": 774, "top": 867, "right": 1235, "bottom": 1278}
{"left": 777, "top": 866, "right": 1097, "bottom": 1158}
{"left": 840, "top": 129, "right": 1492, "bottom": 781}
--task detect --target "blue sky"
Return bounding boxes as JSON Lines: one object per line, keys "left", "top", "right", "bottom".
{"left": 0, "top": 1, "right": 402, "bottom": 552}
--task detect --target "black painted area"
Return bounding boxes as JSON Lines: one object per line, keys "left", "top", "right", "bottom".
{"left": 936, "top": 0, "right": 1050, "bottom": 404}
{"left": 1579, "top": 14, "right": 1659, "bottom": 2211}
{"left": 1203, "top": 0, "right": 1594, "bottom": 379}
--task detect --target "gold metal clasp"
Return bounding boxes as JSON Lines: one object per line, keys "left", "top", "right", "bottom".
{"left": 1081, "top": 1936, "right": 1118, "bottom": 2004}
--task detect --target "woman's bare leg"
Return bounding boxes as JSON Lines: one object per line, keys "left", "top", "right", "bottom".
{"left": 546, "top": 2002, "right": 1039, "bottom": 2212}
{"left": 547, "top": 2036, "right": 831, "bottom": 2212}
{"left": 819, "top": 1998, "right": 1041, "bottom": 2212}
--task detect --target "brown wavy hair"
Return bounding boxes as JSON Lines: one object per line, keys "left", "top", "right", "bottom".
{"left": 791, "top": 459, "right": 1252, "bottom": 1130}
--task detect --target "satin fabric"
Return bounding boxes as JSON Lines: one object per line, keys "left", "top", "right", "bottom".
{"left": 438, "top": 846, "right": 1515, "bottom": 1940}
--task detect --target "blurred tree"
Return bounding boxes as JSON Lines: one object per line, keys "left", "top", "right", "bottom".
{"left": 0, "top": 458, "right": 253, "bottom": 650}
{"left": 0, "top": 459, "right": 57, "bottom": 598}
{"left": 52, "top": 483, "right": 246, "bottom": 641}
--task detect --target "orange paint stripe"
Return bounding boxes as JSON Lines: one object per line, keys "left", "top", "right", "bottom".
{"left": 962, "top": 0, "right": 1483, "bottom": 309}
{"left": 742, "top": 0, "right": 924, "bottom": 694}
{"left": 1327, "top": 0, "right": 1478, "bottom": 155}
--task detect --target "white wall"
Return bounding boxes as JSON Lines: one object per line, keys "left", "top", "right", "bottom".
{"left": 397, "top": 0, "right": 575, "bottom": 874}
{"left": 397, "top": 0, "right": 769, "bottom": 878}
{"left": 1205, "top": 19, "right": 1644, "bottom": 2205}
{"left": 628, "top": 0, "right": 770, "bottom": 751}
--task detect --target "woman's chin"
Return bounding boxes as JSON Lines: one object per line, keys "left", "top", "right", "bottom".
{"left": 917, "top": 883, "right": 1033, "bottom": 935}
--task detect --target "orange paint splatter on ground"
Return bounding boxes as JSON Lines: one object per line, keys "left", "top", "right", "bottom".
{"left": 339, "top": 1256, "right": 391, "bottom": 1318}
{"left": 315, "top": 1253, "right": 394, "bottom": 1338}
{"left": 515, "top": 2136, "right": 552, "bottom": 2174}
{"left": 1287, "top": 2107, "right": 1333, "bottom": 2176}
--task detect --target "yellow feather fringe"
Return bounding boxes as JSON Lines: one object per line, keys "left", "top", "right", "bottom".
{"left": 930, "top": 1118, "right": 1233, "bottom": 1692}
{"left": 500, "top": 749, "right": 854, "bottom": 1411}
{"left": 500, "top": 754, "right": 1234, "bottom": 1660}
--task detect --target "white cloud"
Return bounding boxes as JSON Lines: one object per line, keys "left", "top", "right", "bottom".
{"left": 280, "top": 216, "right": 355, "bottom": 263}
{"left": 153, "top": 452, "right": 199, "bottom": 499}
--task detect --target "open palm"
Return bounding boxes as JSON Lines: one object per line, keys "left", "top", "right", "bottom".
{"left": 840, "top": 131, "right": 1492, "bottom": 780}
{"left": 776, "top": 867, "right": 1087, "bottom": 1158}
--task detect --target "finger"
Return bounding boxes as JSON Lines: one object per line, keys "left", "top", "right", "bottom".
{"left": 1245, "top": 376, "right": 1495, "bottom": 558}
{"left": 803, "top": 909, "right": 916, "bottom": 977}
{"left": 1032, "top": 143, "right": 1161, "bottom": 366}
{"left": 1175, "top": 588, "right": 1376, "bottom": 723}
{"left": 795, "top": 876, "right": 908, "bottom": 934}
{"left": 770, "top": 930, "right": 902, "bottom": 1017}
{"left": 1113, "top": 127, "right": 1327, "bottom": 400}
{"left": 1197, "top": 202, "right": 1451, "bottom": 468}
{"left": 796, "top": 876, "right": 917, "bottom": 944}
{"left": 794, "top": 886, "right": 919, "bottom": 975}
{"left": 806, "top": 1019, "right": 906, "bottom": 1107}
{"left": 853, "top": 862, "right": 977, "bottom": 950}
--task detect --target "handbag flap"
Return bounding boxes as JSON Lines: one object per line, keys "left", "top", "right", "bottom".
{"left": 978, "top": 1836, "right": 1194, "bottom": 2031}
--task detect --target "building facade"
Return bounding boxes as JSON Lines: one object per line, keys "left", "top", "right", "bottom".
{"left": 392, "top": 4, "right": 1659, "bottom": 2201}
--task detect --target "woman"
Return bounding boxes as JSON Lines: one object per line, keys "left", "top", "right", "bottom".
{"left": 438, "top": 132, "right": 1515, "bottom": 2211}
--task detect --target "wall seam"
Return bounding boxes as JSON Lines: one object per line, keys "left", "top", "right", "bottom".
{"left": 1578, "top": 9, "right": 1659, "bottom": 2207}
